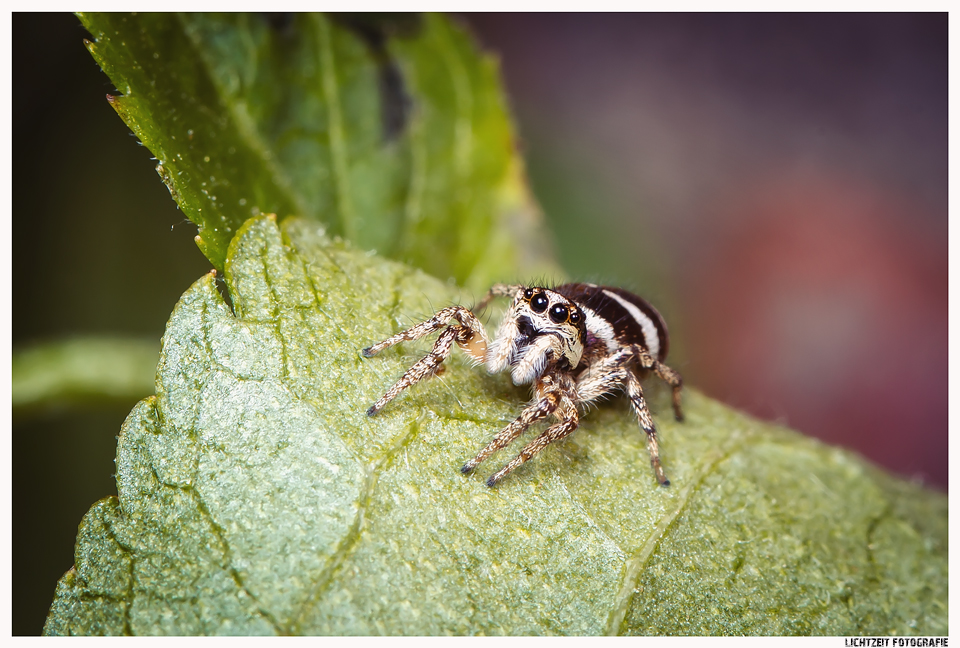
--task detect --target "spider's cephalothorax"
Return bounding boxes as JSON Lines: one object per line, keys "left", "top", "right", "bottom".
{"left": 362, "top": 283, "right": 684, "bottom": 487}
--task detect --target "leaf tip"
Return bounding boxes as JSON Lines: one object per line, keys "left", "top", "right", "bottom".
{"left": 81, "top": 37, "right": 101, "bottom": 61}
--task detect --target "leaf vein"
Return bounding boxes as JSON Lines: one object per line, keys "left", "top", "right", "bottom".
{"left": 187, "top": 485, "right": 286, "bottom": 635}
{"left": 174, "top": 13, "right": 310, "bottom": 225}
{"left": 292, "top": 417, "right": 424, "bottom": 632}
{"left": 317, "top": 14, "right": 356, "bottom": 241}
{"left": 604, "top": 426, "right": 763, "bottom": 635}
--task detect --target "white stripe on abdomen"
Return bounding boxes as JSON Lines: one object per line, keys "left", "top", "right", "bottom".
{"left": 602, "top": 289, "right": 661, "bottom": 358}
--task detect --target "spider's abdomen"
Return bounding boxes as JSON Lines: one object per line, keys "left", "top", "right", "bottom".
{"left": 554, "top": 283, "right": 669, "bottom": 361}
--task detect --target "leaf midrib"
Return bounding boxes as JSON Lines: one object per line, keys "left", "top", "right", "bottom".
{"left": 177, "top": 13, "right": 314, "bottom": 232}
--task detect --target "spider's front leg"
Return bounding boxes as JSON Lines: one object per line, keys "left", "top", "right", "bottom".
{"left": 472, "top": 283, "right": 521, "bottom": 315}
{"left": 460, "top": 385, "right": 561, "bottom": 476}
{"left": 362, "top": 306, "right": 488, "bottom": 416}
{"left": 486, "top": 397, "right": 580, "bottom": 487}
{"left": 465, "top": 373, "right": 581, "bottom": 487}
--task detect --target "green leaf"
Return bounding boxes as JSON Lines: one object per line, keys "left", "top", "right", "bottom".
{"left": 76, "top": 12, "right": 557, "bottom": 291}
{"left": 12, "top": 337, "right": 159, "bottom": 412}
{"left": 44, "top": 216, "right": 947, "bottom": 635}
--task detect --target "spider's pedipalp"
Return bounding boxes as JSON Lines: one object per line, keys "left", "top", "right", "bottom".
{"left": 509, "top": 334, "right": 559, "bottom": 385}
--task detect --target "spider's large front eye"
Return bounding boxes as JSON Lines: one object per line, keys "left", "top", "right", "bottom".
{"left": 549, "top": 304, "right": 569, "bottom": 323}
{"left": 531, "top": 292, "right": 549, "bottom": 313}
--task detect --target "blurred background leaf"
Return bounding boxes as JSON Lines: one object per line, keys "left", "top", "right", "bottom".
{"left": 13, "top": 337, "right": 159, "bottom": 413}
{"left": 77, "top": 12, "right": 556, "bottom": 288}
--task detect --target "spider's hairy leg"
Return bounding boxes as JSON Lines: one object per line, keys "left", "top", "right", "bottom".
{"left": 624, "top": 370, "right": 670, "bottom": 486}
{"left": 577, "top": 344, "right": 676, "bottom": 486}
{"left": 472, "top": 283, "right": 521, "bottom": 314}
{"left": 636, "top": 348, "right": 685, "bottom": 422}
{"left": 574, "top": 347, "right": 634, "bottom": 402}
{"left": 361, "top": 306, "right": 486, "bottom": 357}
{"left": 461, "top": 388, "right": 560, "bottom": 475}
{"left": 363, "top": 306, "right": 488, "bottom": 416}
{"left": 486, "top": 401, "right": 580, "bottom": 487}
{"left": 366, "top": 326, "right": 457, "bottom": 416}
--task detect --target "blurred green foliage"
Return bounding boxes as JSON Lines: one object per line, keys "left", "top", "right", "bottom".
{"left": 78, "top": 12, "right": 558, "bottom": 290}
{"left": 13, "top": 338, "right": 159, "bottom": 412}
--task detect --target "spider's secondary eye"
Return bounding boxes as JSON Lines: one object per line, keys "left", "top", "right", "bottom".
{"left": 523, "top": 288, "right": 535, "bottom": 299}
{"left": 531, "top": 293, "right": 549, "bottom": 313}
{"left": 549, "top": 304, "right": 569, "bottom": 323}
{"left": 569, "top": 310, "right": 582, "bottom": 325}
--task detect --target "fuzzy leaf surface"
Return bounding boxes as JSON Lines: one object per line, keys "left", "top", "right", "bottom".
{"left": 44, "top": 216, "right": 947, "bottom": 635}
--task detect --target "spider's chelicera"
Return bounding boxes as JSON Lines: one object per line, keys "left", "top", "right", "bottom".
{"left": 362, "top": 283, "right": 684, "bottom": 487}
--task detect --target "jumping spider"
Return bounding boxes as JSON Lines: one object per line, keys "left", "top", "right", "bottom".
{"left": 362, "top": 283, "right": 684, "bottom": 487}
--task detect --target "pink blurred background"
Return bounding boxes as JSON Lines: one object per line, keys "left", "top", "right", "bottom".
{"left": 465, "top": 14, "right": 947, "bottom": 488}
